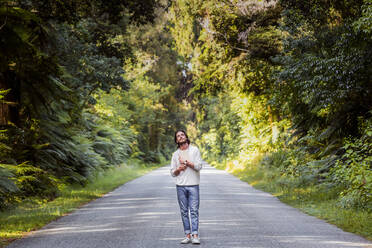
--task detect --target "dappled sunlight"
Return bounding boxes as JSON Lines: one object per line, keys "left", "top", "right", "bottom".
{"left": 162, "top": 186, "right": 176, "bottom": 189}
{"left": 238, "top": 203, "right": 288, "bottom": 209}
{"left": 78, "top": 206, "right": 144, "bottom": 211}
{"left": 262, "top": 235, "right": 372, "bottom": 247}
{"left": 36, "top": 223, "right": 123, "bottom": 236}
{"left": 136, "top": 212, "right": 170, "bottom": 216}
{"left": 201, "top": 219, "right": 255, "bottom": 228}
{"left": 104, "top": 197, "right": 166, "bottom": 201}
{"left": 207, "top": 192, "right": 272, "bottom": 197}
{"left": 322, "top": 241, "right": 372, "bottom": 247}
{"left": 201, "top": 168, "right": 228, "bottom": 175}
{"left": 159, "top": 237, "right": 185, "bottom": 241}
{"left": 31, "top": 209, "right": 176, "bottom": 237}
{"left": 152, "top": 221, "right": 179, "bottom": 229}
{"left": 196, "top": 233, "right": 372, "bottom": 248}
{"left": 226, "top": 160, "right": 246, "bottom": 172}
{"left": 82, "top": 201, "right": 146, "bottom": 206}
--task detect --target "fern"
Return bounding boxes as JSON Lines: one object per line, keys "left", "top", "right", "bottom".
{"left": 0, "top": 164, "right": 18, "bottom": 194}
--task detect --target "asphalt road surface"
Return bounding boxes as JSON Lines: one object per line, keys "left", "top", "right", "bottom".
{"left": 7, "top": 164, "right": 372, "bottom": 248}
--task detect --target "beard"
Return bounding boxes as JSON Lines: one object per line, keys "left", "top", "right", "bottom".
{"left": 177, "top": 140, "right": 188, "bottom": 146}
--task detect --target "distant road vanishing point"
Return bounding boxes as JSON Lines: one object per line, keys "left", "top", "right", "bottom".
{"left": 7, "top": 165, "right": 372, "bottom": 248}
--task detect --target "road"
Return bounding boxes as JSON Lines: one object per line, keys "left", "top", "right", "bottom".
{"left": 7, "top": 165, "right": 372, "bottom": 248}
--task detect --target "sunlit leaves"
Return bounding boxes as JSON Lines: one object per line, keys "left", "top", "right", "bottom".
{"left": 353, "top": 0, "right": 372, "bottom": 34}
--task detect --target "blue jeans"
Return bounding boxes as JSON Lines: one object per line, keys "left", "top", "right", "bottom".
{"left": 176, "top": 185, "right": 200, "bottom": 235}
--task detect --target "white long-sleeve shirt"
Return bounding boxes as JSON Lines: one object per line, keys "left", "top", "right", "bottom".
{"left": 170, "top": 144, "right": 203, "bottom": 186}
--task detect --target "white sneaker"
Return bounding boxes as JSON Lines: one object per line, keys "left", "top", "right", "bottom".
{"left": 181, "top": 236, "right": 191, "bottom": 244}
{"left": 191, "top": 236, "right": 200, "bottom": 245}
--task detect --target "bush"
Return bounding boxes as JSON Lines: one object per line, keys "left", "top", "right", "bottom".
{"left": 0, "top": 165, "right": 19, "bottom": 210}
{"left": 14, "top": 162, "right": 60, "bottom": 200}
{"left": 331, "top": 118, "right": 372, "bottom": 210}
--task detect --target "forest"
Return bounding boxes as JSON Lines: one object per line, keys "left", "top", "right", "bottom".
{"left": 0, "top": 0, "right": 371, "bottom": 230}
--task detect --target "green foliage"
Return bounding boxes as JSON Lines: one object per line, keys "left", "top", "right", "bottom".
{"left": 118, "top": 11, "right": 191, "bottom": 162}
{"left": 0, "top": 0, "right": 171, "bottom": 210}
{"left": 0, "top": 161, "right": 58, "bottom": 210}
{"left": 12, "top": 162, "right": 59, "bottom": 199}
{"left": 93, "top": 125, "right": 131, "bottom": 165}
{"left": 16, "top": 0, "right": 159, "bottom": 24}
{"left": 0, "top": 164, "right": 18, "bottom": 209}
{"left": 331, "top": 118, "right": 372, "bottom": 209}
{"left": 197, "top": 93, "right": 242, "bottom": 161}
{"left": 169, "top": 0, "right": 372, "bottom": 215}
{"left": 169, "top": 0, "right": 280, "bottom": 96}
{"left": 276, "top": 0, "right": 371, "bottom": 136}
{"left": 353, "top": 0, "right": 372, "bottom": 33}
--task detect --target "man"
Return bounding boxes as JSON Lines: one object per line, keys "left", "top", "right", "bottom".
{"left": 170, "top": 130, "right": 203, "bottom": 245}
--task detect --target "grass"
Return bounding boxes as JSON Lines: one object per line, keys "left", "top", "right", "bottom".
{"left": 217, "top": 162, "right": 372, "bottom": 241}
{"left": 0, "top": 160, "right": 163, "bottom": 248}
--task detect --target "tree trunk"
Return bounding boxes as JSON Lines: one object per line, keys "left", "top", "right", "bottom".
{"left": 268, "top": 105, "right": 279, "bottom": 143}
{"left": 148, "top": 123, "right": 159, "bottom": 151}
{"left": 0, "top": 71, "right": 20, "bottom": 127}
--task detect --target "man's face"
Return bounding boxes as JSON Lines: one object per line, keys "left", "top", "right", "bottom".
{"left": 176, "top": 131, "right": 187, "bottom": 144}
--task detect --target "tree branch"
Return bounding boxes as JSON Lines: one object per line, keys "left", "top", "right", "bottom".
{"left": 0, "top": 14, "right": 8, "bottom": 31}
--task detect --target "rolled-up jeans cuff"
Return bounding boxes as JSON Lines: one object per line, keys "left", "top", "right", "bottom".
{"left": 192, "top": 231, "right": 198, "bottom": 235}
{"left": 185, "top": 230, "right": 191, "bottom": 235}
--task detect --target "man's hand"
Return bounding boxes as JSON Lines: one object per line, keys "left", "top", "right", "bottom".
{"left": 178, "top": 157, "right": 187, "bottom": 171}
{"left": 174, "top": 163, "right": 187, "bottom": 176}
{"left": 174, "top": 157, "right": 189, "bottom": 176}
{"left": 179, "top": 157, "right": 185, "bottom": 165}
{"left": 179, "top": 164, "right": 187, "bottom": 171}
{"left": 180, "top": 158, "right": 195, "bottom": 170}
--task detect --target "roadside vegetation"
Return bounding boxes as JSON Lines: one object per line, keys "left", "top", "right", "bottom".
{"left": 214, "top": 158, "right": 372, "bottom": 240}
{"left": 0, "top": 160, "right": 162, "bottom": 247}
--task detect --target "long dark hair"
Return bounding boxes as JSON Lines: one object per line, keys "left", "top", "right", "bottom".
{"left": 174, "top": 130, "right": 190, "bottom": 147}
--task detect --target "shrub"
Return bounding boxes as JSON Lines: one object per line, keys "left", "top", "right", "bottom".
{"left": 13, "top": 162, "right": 60, "bottom": 200}
{"left": 331, "top": 118, "right": 372, "bottom": 209}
